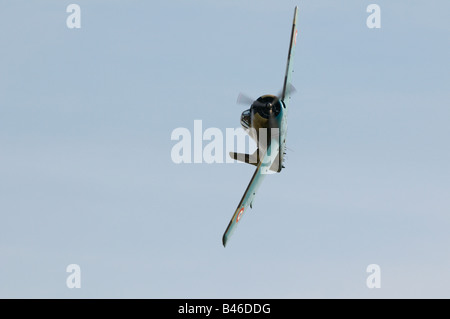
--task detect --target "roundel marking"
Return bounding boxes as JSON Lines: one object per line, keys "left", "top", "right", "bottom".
{"left": 236, "top": 207, "right": 245, "bottom": 223}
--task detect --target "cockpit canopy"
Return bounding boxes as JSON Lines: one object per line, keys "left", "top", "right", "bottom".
{"left": 240, "top": 109, "right": 251, "bottom": 130}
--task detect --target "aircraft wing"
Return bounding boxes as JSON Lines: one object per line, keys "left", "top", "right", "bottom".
{"left": 281, "top": 6, "right": 299, "bottom": 105}
{"left": 222, "top": 138, "right": 280, "bottom": 247}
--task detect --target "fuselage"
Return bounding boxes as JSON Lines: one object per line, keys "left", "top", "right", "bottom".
{"left": 240, "top": 94, "right": 288, "bottom": 172}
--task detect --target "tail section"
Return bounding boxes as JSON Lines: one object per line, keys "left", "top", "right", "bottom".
{"left": 229, "top": 149, "right": 260, "bottom": 166}
{"left": 230, "top": 149, "right": 281, "bottom": 173}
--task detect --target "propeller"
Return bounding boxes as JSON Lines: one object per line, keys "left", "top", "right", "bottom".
{"left": 236, "top": 92, "right": 279, "bottom": 131}
{"left": 280, "top": 83, "right": 297, "bottom": 100}
{"left": 237, "top": 92, "right": 267, "bottom": 108}
{"left": 236, "top": 93, "right": 255, "bottom": 106}
{"left": 236, "top": 84, "right": 297, "bottom": 132}
{"left": 237, "top": 84, "right": 296, "bottom": 109}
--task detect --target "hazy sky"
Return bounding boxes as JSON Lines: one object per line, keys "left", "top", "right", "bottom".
{"left": 1, "top": 0, "right": 449, "bottom": 298}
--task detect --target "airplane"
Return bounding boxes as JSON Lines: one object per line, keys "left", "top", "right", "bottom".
{"left": 222, "top": 6, "right": 299, "bottom": 247}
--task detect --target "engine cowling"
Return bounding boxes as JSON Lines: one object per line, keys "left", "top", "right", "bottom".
{"left": 251, "top": 95, "right": 281, "bottom": 119}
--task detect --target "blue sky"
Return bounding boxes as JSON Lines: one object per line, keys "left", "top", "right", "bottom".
{"left": 0, "top": 0, "right": 449, "bottom": 298}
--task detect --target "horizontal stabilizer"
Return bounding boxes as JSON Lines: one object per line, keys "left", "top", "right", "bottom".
{"left": 229, "top": 149, "right": 260, "bottom": 166}
{"left": 230, "top": 149, "right": 281, "bottom": 172}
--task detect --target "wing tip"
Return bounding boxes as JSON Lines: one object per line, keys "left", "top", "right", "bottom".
{"left": 222, "top": 235, "right": 228, "bottom": 247}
